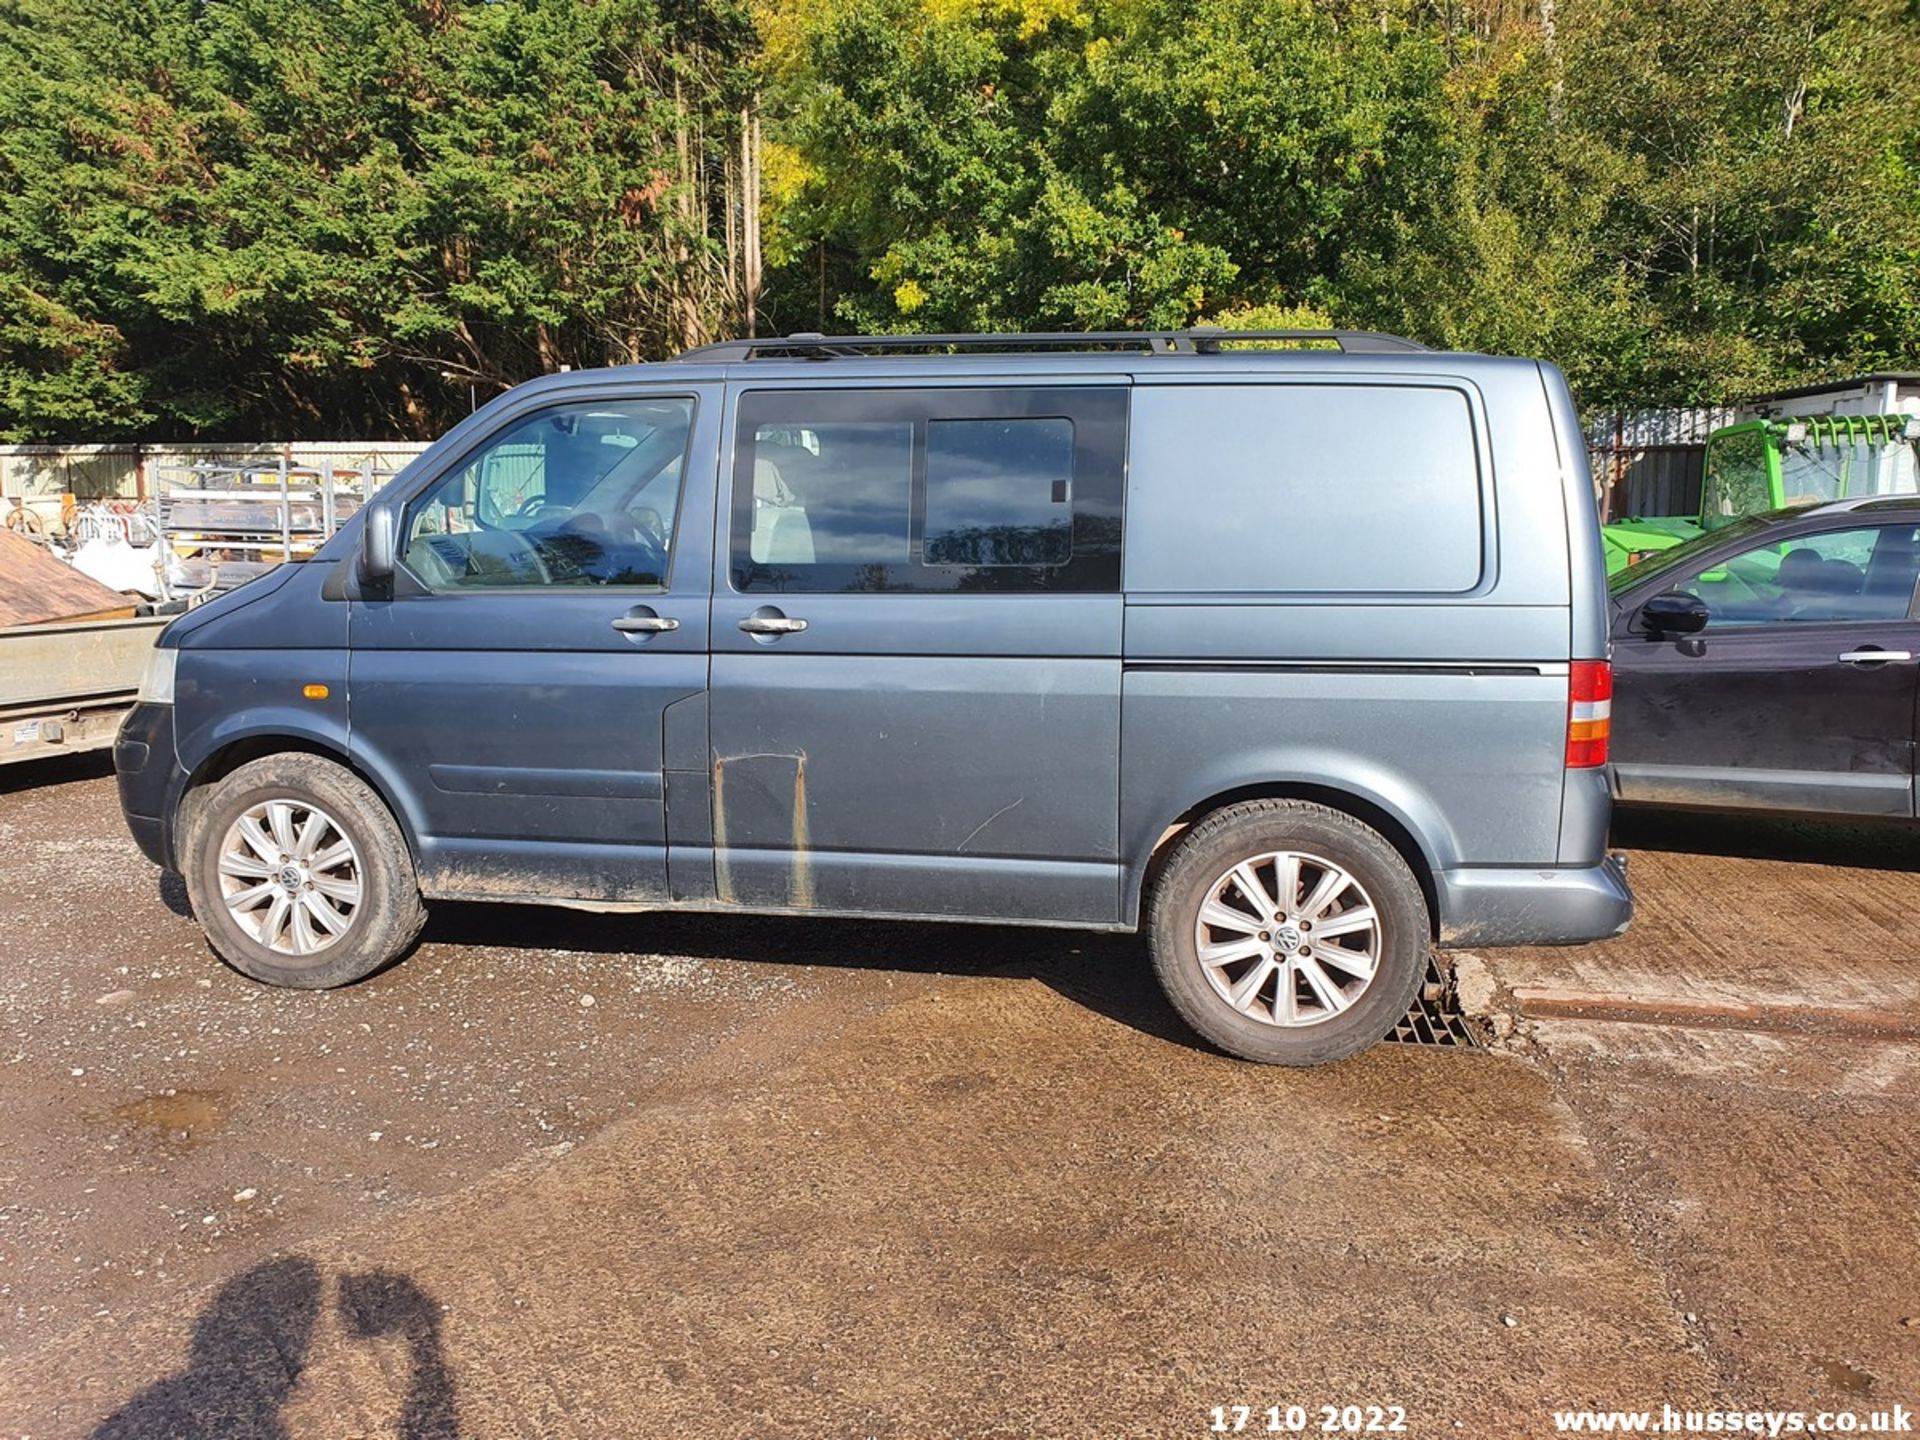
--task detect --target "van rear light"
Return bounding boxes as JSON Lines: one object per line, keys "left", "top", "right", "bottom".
{"left": 1566, "top": 660, "right": 1612, "bottom": 768}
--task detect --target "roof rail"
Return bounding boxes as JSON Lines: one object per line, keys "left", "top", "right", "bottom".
{"left": 673, "top": 327, "right": 1429, "bottom": 362}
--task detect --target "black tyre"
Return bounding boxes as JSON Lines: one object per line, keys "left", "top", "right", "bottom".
{"left": 181, "top": 753, "right": 427, "bottom": 989}
{"left": 1148, "top": 800, "right": 1428, "bottom": 1066}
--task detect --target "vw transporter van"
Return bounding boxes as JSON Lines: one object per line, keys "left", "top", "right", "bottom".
{"left": 116, "top": 330, "right": 1630, "bottom": 1066}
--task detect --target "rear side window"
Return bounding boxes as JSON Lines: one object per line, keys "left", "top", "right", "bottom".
{"left": 1125, "top": 384, "right": 1485, "bottom": 594}
{"left": 731, "top": 388, "right": 1125, "bottom": 594}
{"left": 924, "top": 418, "right": 1075, "bottom": 567}
{"left": 748, "top": 421, "right": 914, "bottom": 569}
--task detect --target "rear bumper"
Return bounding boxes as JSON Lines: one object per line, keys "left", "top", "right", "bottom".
{"left": 1434, "top": 854, "right": 1632, "bottom": 948}
{"left": 115, "top": 702, "right": 186, "bottom": 869}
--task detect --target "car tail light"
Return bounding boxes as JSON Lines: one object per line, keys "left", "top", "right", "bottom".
{"left": 1567, "top": 660, "right": 1612, "bottom": 768}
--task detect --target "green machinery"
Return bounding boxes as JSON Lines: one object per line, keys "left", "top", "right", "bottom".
{"left": 1602, "top": 410, "right": 1920, "bottom": 575}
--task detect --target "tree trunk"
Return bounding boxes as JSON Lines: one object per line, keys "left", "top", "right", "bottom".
{"left": 672, "top": 77, "right": 704, "bottom": 351}
{"left": 1540, "top": 0, "right": 1562, "bottom": 126}
{"left": 743, "top": 105, "right": 762, "bottom": 339}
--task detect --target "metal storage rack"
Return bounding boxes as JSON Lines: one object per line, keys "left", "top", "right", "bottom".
{"left": 156, "top": 457, "right": 383, "bottom": 594}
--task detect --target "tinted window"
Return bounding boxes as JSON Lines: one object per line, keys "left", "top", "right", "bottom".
{"left": 402, "top": 398, "right": 693, "bottom": 590}
{"left": 731, "top": 389, "right": 1124, "bottom": 594}
{"left": 924, "top": 418, "right": 1073, "bottom": 567}
{"left": 1124, "top": 384, "right": 1484, "bottom": 594}
{"left": 748, "top": 422, "right": 913, "bottom": 569}
{"left": 1609, "top": 514, "right": 1769, "bottom": 596}
{"left": 1677, "top": 525, "right": 1920, "bottom": 627}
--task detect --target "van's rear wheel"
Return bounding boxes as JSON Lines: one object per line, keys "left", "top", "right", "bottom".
{"left": 183, "top": 754, "right": 426, "bottom": 989}
{"left": 1148, "top": 800, "right": 1428, "bottom": 1066}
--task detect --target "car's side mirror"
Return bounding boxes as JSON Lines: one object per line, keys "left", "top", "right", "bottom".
{"left": 1640, "top": 591, "right": 1710, "bottom": 637}
{"left": 357, "top": 499, "right": 399, "bottom": 594}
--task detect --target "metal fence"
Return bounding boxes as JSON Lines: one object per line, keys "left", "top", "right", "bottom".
{"left": 0, "top": 441, "right": 430, "bottom": 509}
{"left": 1584, "top": 408, "right": 1736, "bottom": 521}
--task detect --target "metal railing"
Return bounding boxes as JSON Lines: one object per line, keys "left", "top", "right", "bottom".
{"left": 677, "top": 327, "right": 1430, "bottom": 361}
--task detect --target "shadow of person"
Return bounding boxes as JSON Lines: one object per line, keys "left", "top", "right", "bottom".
{"left": 338, "top": 1269, "right": 461, "bottom": 1440}
{"left": 92, "top": 1256, "right": 323, "bottom": 1440}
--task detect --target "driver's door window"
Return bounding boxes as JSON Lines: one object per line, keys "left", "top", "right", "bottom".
{"left": 403, "top": 397, "right": 694, "bottom": 590}
{"left": 1679, "top": 525, "right": 1920, "bottom": 627}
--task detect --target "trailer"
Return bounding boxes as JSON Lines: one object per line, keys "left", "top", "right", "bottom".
{"left": 1, "top": 614, "right": 167, "bottom": 765}
{"left": 0, "top": 524, "right": 171, "bottom": 767}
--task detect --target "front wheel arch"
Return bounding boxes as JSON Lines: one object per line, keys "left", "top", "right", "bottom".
{"left": 176, "top": 734, "right": 419, "bottom": 871}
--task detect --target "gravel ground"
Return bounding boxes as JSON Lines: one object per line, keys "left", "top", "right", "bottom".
{"left": 2, "top": 757, "right": 1916, "bottom": 1438}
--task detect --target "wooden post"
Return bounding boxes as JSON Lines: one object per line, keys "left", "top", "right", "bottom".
{"left": 1608, "top": 412, "right": 1625, "bottom": 521}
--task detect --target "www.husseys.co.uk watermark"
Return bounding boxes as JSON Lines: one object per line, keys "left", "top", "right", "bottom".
{"left": 1551, "top": 1404, "right": 1913, "bottom": 1434}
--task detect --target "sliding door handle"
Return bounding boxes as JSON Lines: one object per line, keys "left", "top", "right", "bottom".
{"left": 739, "top": 606, "right": 808, "bottom": 637}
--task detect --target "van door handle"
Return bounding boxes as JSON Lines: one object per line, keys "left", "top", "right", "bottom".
{"left": 611, "top": 608, "right": 679, "bottom": 635}
{"left": 738, "top": 606, "right": 808, "bottom": 637}
{"left": 1837, "top": 648, "right": 1913, "bottom": 665}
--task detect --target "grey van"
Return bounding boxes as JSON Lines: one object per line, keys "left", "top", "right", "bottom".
{"left": 115, "top": 330, "right": 1630, "bottom": 1066}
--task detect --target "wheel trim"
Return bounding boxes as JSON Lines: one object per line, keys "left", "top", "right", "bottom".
{"left": 1191, "top": 849, "right": 1382, "bottom": 1029}
{"left": 217, "top": 798, "right": 364, "bottom": 959}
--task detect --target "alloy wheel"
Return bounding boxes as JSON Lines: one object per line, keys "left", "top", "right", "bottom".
{"left": 1191, "top": 850, "right": 1382, "bottom": 1027}
{"left": 216, "top": 799, "right": 364, "bottom": 958}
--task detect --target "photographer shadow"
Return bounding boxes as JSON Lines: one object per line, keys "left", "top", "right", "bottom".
{"left": 91, "top": 1257, "right": 458, "bottom": 1440}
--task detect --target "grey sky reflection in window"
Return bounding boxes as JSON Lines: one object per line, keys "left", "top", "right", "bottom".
{"left": 924, "top": 417, "right": 1074, "bottom": 567}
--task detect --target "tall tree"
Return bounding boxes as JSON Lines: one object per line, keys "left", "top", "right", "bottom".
{"left": 2, "top": 0, "right": 1916, "bottom": 438}
{"left": 0, "top": 0, "right": 758, "bottom": 440}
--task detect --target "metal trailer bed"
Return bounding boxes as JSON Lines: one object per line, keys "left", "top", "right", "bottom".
{"left": 0, "top": 615, "right": 167, "bottom": 766}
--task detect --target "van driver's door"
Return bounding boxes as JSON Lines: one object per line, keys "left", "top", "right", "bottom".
{"left": 348, "top": 385, "right": 720, "bottom": 903}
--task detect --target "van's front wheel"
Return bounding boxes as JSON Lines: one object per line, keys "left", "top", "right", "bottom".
{"left": 183, "top": 754, "right": 426, "bottom": 989}
{"left": 1148, "top": 800, "right": 1428, "bottom": 1066}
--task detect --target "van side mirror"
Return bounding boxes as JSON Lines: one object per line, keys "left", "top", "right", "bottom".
{"left": 1640, "top": 591, "right": 1709, "bottom": 637}
{"left": 358, "top": 499, "right": 399, "bottom": 593}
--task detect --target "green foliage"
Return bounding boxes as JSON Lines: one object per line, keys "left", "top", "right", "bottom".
{"left": 763, "top": 0, "right": 1920, "bottom": 407}
{"left": 0, "top": 0, "right": 1916, "bottom": 438}
{"left": 1558, "top": 0, "right": 1920, "bottom": 401}
{"left": 0, "top": 0, "right": 752, "bottom": 439}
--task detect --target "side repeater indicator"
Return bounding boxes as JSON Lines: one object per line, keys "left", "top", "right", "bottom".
{"left": 302, "top": 684, "right": 330, "bottom": 701}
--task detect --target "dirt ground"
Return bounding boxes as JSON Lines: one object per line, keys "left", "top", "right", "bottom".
{"left": 1, "top": 756, "right": 1915, "bottom": 1438}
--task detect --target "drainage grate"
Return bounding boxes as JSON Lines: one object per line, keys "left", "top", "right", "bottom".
{"left": 1385, "top": 954, "right": 1482, "bottom": 1048}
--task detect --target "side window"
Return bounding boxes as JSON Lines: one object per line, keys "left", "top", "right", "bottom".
{"left": 1125, "top": 384, "right": 1483, "bottom": 595}
{"left": 748, "top": 422, "right": 913, "bottom": 573}
{"left": 403, "top": 398, "right": 694, "bottom": 590}
{"left": 924, "top": 418, "right": 1074, "bottom": 567}
{"left": 1678, "top": 525, "right": 1920, "bottom": 627}
{"left": 731, "top": 389, "right": 1124, "bottom": 594}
